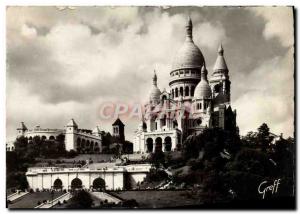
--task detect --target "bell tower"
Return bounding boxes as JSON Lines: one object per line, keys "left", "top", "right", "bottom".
{"left": 210, "top": 44, "right": 231, "bottom": 107}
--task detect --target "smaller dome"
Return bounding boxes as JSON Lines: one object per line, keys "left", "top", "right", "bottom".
{"left": 194, "top": 81, "right": 212, "bottom": 99}
{"left": 150, "top": 86, "right": 161, "bottom": 102}
{"left": 193, "top": 66, "right": 212, "bottom": 99}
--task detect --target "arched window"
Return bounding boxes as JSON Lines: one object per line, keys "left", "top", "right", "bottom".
{"left": 172, "top": 89, "right": 174, "bottom": 98}
{"left": 175, "top": 88, "right": 178, "bottom": 97}
{"left": 191, "top": 86, "right": 195, "bottom": 96}
{"left": 180, "top": 87, "right": 183, "bottom": 97}
{"left": 200, "top": 103, "right": 202, "bottom": 109}
{"left": 214, "top": 84, "right": 221, "bottom": 93}
{"left": 173, "top": 120, "right": 178, "bottom": 128}
{"left": 146, "top": 138, "right": 153, "bottom": 153}
{"left": 77, "top": 138, "right": 81, "bottom": 147}
{"left": 185, "top": 86, "right": 189, "bottom": 96}
{"left": 155, "top": 137, "right": 163, "bottom": 153}
{"left": 164, "top": 137, "right": 172, "bottom": 152}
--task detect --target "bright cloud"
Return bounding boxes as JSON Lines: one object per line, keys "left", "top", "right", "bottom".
{"left": 6, "top": 6, "right": 294, "bottom": 141}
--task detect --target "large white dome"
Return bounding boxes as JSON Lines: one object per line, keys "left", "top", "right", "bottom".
{"left": 171, "top": 17, "right": 205, "bottom": 71}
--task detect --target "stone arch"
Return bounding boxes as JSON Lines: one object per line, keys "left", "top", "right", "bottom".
{"left": 86, "top": 140, "right": 90, "bottom": 147}
{"left": 53, "top": 178, "right": 63, "bottom": 190}
{"left": 162, "top": 95, "right": 167, "bottom": 102}
{"left": 155, "top": 137, "right": 163, "bottom": 153}
{"left": 92, "top": 177, "right": 106, "bottom": 191}
{"left": 71, "top": 178, "right": 83, "bottom": 189}
{"left": 49, "top": 136, "right": 55, "bottom": 140}
{"left": 146, "top": 138, "right": 153, "bottom": 153}
{"left": 185, "top": 86, "right": 189, "bottom": 96}
{"left": 41, "top": 136, "right": 47, "bottom": 141}
{"left": 28, "top": 136, "right": 33, "bottom": 141}
{"left": 164, "top": 136, "right": 172, "bottom": 152}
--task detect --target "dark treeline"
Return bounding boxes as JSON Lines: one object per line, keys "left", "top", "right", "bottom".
{"left": 148, "top": 123, "right": 294, "bottom": 203}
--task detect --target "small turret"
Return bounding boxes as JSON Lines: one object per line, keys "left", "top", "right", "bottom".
{"left": 92, "top": 126, "right": 101, "bottom": 137}
{"left": 65, "top": 118, "right": 78, "bottom": 151}
{"left": 149, "top": 70, "right": 161, "bottom": 105}
{"left": 213, "top": 43, "right": 228, "bottom": 74}
{"left": 17, "top": 122, "right": 27, "bottom": 137}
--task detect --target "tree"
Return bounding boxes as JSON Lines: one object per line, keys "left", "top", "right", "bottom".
{"left": 67, "top": 190, "right": 93, "bottom": 209}
{"left": 150, "top": 150, "right": 165, "bottom": 168}
{"left": 257, "top": 123, "right": 273, "bottom": 152}
{"left": 223, "top": 148, "right": 275, "bottom": 200}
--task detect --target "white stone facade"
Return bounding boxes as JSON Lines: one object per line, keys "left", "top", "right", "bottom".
{"left": 16, "top": 119, "right": 103, "bottom": 153}
{"left": 26, "top": 164, "right": 151, "bottom": 191}
{"left": 134, "top": 17, "right": 236, "bottom": 153}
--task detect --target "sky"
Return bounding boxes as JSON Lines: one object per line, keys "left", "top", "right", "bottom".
{"left": 6, "top": 6, "right": 294, "bottom": 142}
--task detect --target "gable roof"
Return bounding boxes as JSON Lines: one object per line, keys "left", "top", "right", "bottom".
{"left": 112, "top": 118, "right": 125, "bottom": 126}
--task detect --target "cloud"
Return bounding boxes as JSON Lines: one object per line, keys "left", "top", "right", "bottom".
{"left": 250, "top": 7, "right": 294, "bottom": 48}
{"left": 194, "top": 22, "right": 226, "bottom": 50}
{"left": 21, "top": 24, "right": 37, "bottom": 39}
{"left": 6, "top": 6, "right": 294, "bottom": 141}
{"left": 233, "top": 48, "right": 294, "bottom": 137}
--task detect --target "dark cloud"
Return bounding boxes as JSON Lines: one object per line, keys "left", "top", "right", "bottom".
{"left": 6, "top": 6, "right": 294, "bottom": 140}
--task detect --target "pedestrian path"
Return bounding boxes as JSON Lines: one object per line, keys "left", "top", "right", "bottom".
{"left": 35, "top": 192, "right": 72, "bottom": 209}
{"left": 7, "top": 191, "right": 29, "bottom": 202}
{"left": 90, "top": 191, "right": 122, "bottom": 204}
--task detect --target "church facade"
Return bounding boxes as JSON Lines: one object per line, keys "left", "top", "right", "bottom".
{"left": 134, "top": 17, "right": 237, "bottom": 153}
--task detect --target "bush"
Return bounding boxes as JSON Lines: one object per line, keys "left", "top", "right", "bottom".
{"left": 37, "top": 201, "right": 41, "bottom": 205}
{"left": 57, "top": 201, "right": 61, "bottom": 206}
{"left": 122, "top": 199, "right": 139, "bottom": 208}
{"left": 29, "top": 189, "right": 34, "bottom": 193}
{"left": 67, "top": 150, "right": 78, "bottom": 158}
{"left": 63, "top": 200, "right": 67, "bottom": 204}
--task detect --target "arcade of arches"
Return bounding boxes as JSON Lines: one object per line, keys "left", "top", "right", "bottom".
{"left": 146, "top": 136, "right": 172, "bottom": 153}
{"left": 76, "top": 138, "right": 100, "bottom": 154}
{"left": 58, "top": 177, "right": 106, "bottom": 190}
